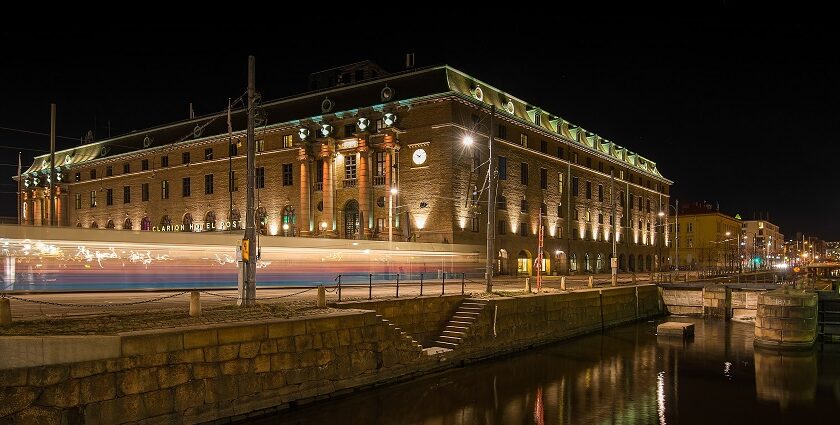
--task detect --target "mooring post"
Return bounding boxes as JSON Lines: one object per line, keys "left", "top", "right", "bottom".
{"left": 396, "top": 273, "right": 400, "bottom": 298}
{"left": 317, "top": 285, "right": 326, "bottom": 308}
{"left": 420, "top": 273, "right": 424, "bottom": 296}
{"left": 369, "top": 274, "right": 373, "bottom": 300}
{"left": 588, "top": 275, "right": 594, "bottom": 288}
{"left": 461, "top": 273, "right": 465, "bottom": 295}
{"left": 442, "top": 272, "right": 446, "bottom": 295}
{"left": 337, "top": 275, "right": 342, "bottom": 302}
{"left": 189, "top": 291, "right": 201, "bottom": 317}
{"left": 0, "top": 298, "right": 11, "bottom": 327}
{"left": 560, "top": 276, "right": 566, "bottom": 291}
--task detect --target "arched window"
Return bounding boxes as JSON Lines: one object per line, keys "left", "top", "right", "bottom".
{"left": 141, "top": 216, "right": 151, "bottom": 231}
{"left": 517, "top": 250, "right": 532, "bottom": 276}
{"left": 497, "top": 249, "right": 509, "bottom": 274}
{"left": 182, "top": 213, "right": 193, "bottom": 231}
{"left": 161, "top": 215, "right": 172, "bottom": 229}
{"left": 76, "top": 222, "right": 82, "bottom": 228}
{"left": 124, "top": 218, "right": 133, "bottom": 230}
{"left": 638, "top": 254, "right": 645, "bottom": 272}
{"left": 282, "top": 205, "right": 296, "bottom": 236}
{"left": 228, "top": 210, "right": 241, "bottom": 230}
{"left": 90, "top": 221, "right": 99, "bottom": 229}
{"left": 584, "top": 253, "right": 591, "bottom": 272}
{"left": 205, "top": 211, "right": 216, "bottom": 231}
{"left": 646, "top": 255, "right": 653, "bottom": 272}
{"left": 570, "top": 253, "right": 578, "bottom": 273}
{"left": 106, "top": 220, "right": 115, "bottom": 229}
{"left": 596, "top": 254, "right": 604, "bottom": 273}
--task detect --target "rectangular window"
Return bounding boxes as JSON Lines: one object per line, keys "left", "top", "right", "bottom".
{"left": 282, "top": 134, "right": 294, "bottom": 148}
{"left": 205, "top": 148, "right": 213, "bottom": 161}
{"left": 123, "top": 163, "right": 130, "bottom": 174}
{"left": 471, "top": 216, "right": 479, "bottom": 232}
{"left": 229, "top": 171, "right": 238, "bottom": 192}
{"left": 585, "top": 157, "right": 591, "bottom": 168}
{"left": 74, "top": 172, "right": 81, "bottom": 182}
{"left": 586, "top": 181, "right": 592, "bottom": 199}
{"left": 229, "top": 142, "right": 238, "bottom": 156}
{"left": 161, "top": 156, "right": 169, "bottom": 167}
{"left": 316, "top": 160, "right": 324, "bottom": 183}
{"left": 105, "top": 189, "right": 113, "bottom": 206}
{"left": 573, "top": 209, "right": 579, "bottom": 221}
{"left": 559, "top": 173, "right": 564, "bottom": 196}
{"left": 123, "top": 186, "right": 130, "bottom": 204}
{"left": 540, "top": 168, "right": 547, "bottom": 190}
{"left": 90, "top": 191, "right": 97, "bottom": 207}
{"left": 687, "top": 223, "right": 693, "bottom": 232}
{"left": 377, "top": 218, "right": 385, "bottom": 232}
{"left": 540, "top": 139, "right": 547, "bottom": 153}
{"left": 599, "top": 213, "right": 604, "bottom": 224}
{"left": 162, "top": 180, "right": 169, "bottom": 199}
{"left": 106, "top": 166, "right": 113, "bottom": 177}
{"left": 140, "top": 159, "right": 149, "bottom": 171}
{"left": 572, "top": 177, "right": 579, "bottom": 196}
{"left": 519, "top": 223, "right": 528, "bottom": 237}
{"left": 75, "top": 193, "right": 81, "bottom": 209}
{"left": 256, "top": 167, "right": 265, "bottom": 189}
{"left": 620, "top": 191, "right": 625, "bottom": 207}
{"left": 182, "top": 177, "right": 191, "bottom": 197}
{"left": 90, "top": 169, "right": 97, "bottom": 180}
{"left": 540, "top": 203, "right": 547, "bottom": 216}
{"left": 688, "top": 239, "right": 694, "bottom": 248}
{"left": 646, "top": 199, "right": 651, "bottom": 213}
{"left": 256, "top": 139, "right": 265, "bottom": 153}
{"left": 586, "top": 210, "right": 591, "bottom": 222}
{"left": 558, "top": 205, "right": 564, "bottom": 218}
{"left": 598, "top": 162, "right": 603, "bottom": 172}
{"left": 282, "top": 163, "right": 293, "bottom": 186}
{"left": 374, "top": 152, "right": 387, "bottom": 179}
{"left": 182, "top": 152, "right": 190, "bottom": 165}
{"left": 520, "top": 163, "right": 528, "bottom": 185}
{"left": 344, "top": 155, "right": 357, "bottom": 180}
{"left": 520, "top": 133, "right": 528, "bottom": 147}
{"left": 497, "top": 196, "right": 507, "bottom": 210}
{"left": 498, "top": 156, "right": 507, "bottom": 180}
{"left": 520, "top": 199, "right": 528, "bottom": 213}
{"left": 142, "top": 183, "right": 149, "bottom": 201}
{"left": 205, "top": 174, "right": 214, "bottom": 195}
{"left": 638, "top": 196, "right": 643, "bottom": 212}
{"left": 598, "top": 185, "right": 604, "bottom": 202}
{"left": 557, "top": 147, "right": 564, "bottom": 158}
{"left": 534, "top": 112, "right": 541, "bottom": 126}
{"left": 497, "top": 124, "right": 507, "bottom": 139}
{"left": 344, "top": 124, "right": 356, "bottom": 137}
{"left": 629, "top": 195, "right": 634, "bottom": 210}
{"left": 571, "top": 152, "right": 578, "bottom": 164}
{"left": 498, "top": 220, "right": 507, "bottom": 235}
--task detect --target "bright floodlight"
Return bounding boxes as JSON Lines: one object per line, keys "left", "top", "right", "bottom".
{"left": 462, "top": 136, "right": 474, "bottom": 146}
{"left": 282, "top": 223, "right": 289, "bottom": 231}
{"left": 658, "top": 211, "right": 665, "bottom": 217}
{"left": 390, "top": 187, "right": 399, "bottom": 195}
{"left": 725, "top": 231, "right": 731, "bottom": 236}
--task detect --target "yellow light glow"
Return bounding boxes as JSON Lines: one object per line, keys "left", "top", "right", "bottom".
{"left": 269, "top": 221, "right": 279, "bottom": 236}
{"left": 459, "top": 217, "right": 466, "bottom": 229}
{"left": 414, "top": 214, "right": 428, "bottom": 230}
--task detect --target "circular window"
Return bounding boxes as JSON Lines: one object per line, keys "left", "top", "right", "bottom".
{"left": 377, "top": 196, "right": 385, "bottom": 208}
{"left": 317, "top": 201, "right": 324, "bottom": 212}
{"left": 321, "top": 98, "right": 334, "bottom": 113}
{"left": 505, "top": 100, "right": 515, "bottom": 114}
{"left": 473, "top": 86, "right": 484, "bottom": 101}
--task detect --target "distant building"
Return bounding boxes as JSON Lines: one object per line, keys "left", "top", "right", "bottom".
{"left": 741, "top": 219, "right": 784, "bottom": 269}
{"left": 826, "top": 241, "right": 840, "bottom": 261}
{"left": 669, "top": 201, "right": 740, "bottom": 271}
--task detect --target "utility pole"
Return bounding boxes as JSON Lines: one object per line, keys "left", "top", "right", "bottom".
{"left": 49, "top": 104, "right": 56, "bottom": 227}
{"left": 610, "top": 171, "right": 617, "bottom": 286}
{"left": 239, "top": 56, "right": 257, "bottom": 306}
{"left": 485, "top": 105, "right": 496, "bottom": 293}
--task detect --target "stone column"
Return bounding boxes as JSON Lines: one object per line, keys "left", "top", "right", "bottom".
{"left": 357, "top": 136, "right": 371, "bottom": 238}
{"left": 298, "top": 148, "right": 311, "bottom": 237}
{"left": 320, "top": 141, "right": 335, "bottom": 237}
{"left": 383, "top": 133, "right": 394, "bottom": 192}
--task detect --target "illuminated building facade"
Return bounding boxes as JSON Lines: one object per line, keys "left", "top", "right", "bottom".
{"left": 15, "top": 62, "right": 671, "bottom": 275}
{"left": 741, "top": 219, "right": 784, "bottom": 269}
{"left": 669, "top": 202, "right": 741, "bottom": 271}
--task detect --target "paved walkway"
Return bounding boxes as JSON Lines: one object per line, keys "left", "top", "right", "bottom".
{"left": 0, "top": 274, "right": 659, "bottom": 335}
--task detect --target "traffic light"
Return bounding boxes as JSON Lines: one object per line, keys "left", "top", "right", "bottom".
{"left": 242, "top": 239, "right": 250, "bottom": 262}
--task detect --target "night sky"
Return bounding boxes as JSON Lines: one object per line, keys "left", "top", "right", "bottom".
{"left": 2, "top": 18, "right": 838, "bottom": 239}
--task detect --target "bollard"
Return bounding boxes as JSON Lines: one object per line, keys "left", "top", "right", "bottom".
{"left": 369, "top": 274, "right": 373, "bottom": 300}
{"left": 632, "top": 274, "right": 637, "bottom": 285}
{"left": 525, "top": 277, "right": 532, "bottom": 293}
{"left": 317, "top": 286, "right": 326, "bottom": 308}
{"left": 684, "top": 273, "right": 689, "bottom": 283}
{"left": 189, "top": 291, "right": 201, "bottom": 317}
{"left": 588, "top": 275, "right": 594, "bottom": 288}
{"left": 0, "top": 298, "right": 11, "bottom": 327}
{"left": 442, "top": 273, "right": 446, "bottom": 295}
{"left": 420, "top": 273, "right": 424, "bottom": 296}
{"left": 396, "top": 274, "right": 400, "bottom": 298}
{"left": 560, "top": 276, "right": 566, "bottom": 291}
{"left": 611, "top": 274, "right": 617, "bottom": 287}
{"left": 337, "top": 275, "right": 342, "bottom": 302}
{"left": 649, "top": 273, "right": 654, "bottom": 283}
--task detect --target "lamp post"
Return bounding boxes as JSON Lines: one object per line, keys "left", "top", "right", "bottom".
{"left": 462, "top": 105, "right": 496, "bottom": 293}
{"left": 658, "top": 199, "right": 679, "bottom": 271}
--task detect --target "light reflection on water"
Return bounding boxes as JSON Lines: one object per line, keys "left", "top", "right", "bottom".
{"left": 253, "top": 318, "right": 840, "bottom": 425}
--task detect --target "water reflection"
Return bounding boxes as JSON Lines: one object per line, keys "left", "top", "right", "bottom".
{"left": 252, "top": 318, "right": 840, "bottom": 425}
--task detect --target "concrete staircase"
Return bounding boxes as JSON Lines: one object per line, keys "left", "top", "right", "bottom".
{"left": 430, "top": 298, "right": 489, "bottom": 350}
{"left": 376, "top": 314, "right": 424, "bottom": 351}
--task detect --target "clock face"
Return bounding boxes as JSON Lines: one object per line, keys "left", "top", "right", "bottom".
{"left": 413, "top": 148, "right": 427, "bottom": 165}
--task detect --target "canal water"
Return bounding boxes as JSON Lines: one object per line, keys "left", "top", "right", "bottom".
{"left": 254, "top": 318, "right": 840, "bottom": 424}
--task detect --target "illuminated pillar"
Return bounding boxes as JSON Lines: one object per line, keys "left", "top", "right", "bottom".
{"left": 320, "top": 142, "right": 335, "bottom": 237}
{"left": 383, "top": 133, "right": 393, "bottom": 192}
{"left": 298, "top": 148, "right": 311, "bottom": 237}
{"left": 357, "top": 137, "right": 371, "bottom": 238}
{"left": 33, "top": 191, "right": 42, "bottom": 226}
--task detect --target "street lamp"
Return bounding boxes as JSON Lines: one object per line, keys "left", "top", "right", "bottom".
{"left": 658, "top": 199, "right": 679, "bottom": 271}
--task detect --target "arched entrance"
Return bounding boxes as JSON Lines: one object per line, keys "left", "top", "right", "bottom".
{"left": 124, "top": 218, "right": 133, "bottom": 230}
{"left": 638, "top": 254, "right": 644, "bottom": 272}
{"left": 517, "top": 250, "right": 532, "bottom": 276}
{"left": 141, "top": 216, "right": 151, "bottom": 231}
{"left": 106, "top": 220, "right": 115, "bottom": 229}
{"left": 205, "top": 211, "right": 216, "bottom": 231}
{"left": 343, "top": 200, "right": 359, "bottom": 239}
{"left": 596, "top": 254, "right": 604, "bottom": 273}
{"left": 584, "top": 253, "right": 591, "bottom": 273}
{"left": 619, "top": 254, "right": 626, "bottom": 271}
{"left": 228, "top": 210, "right": 241, "bottom": 230}
{"left": 183, "top": 213, "right": 193, "bottom": 232}
{"left": 555, "top": 251, "right": 567, "bottom": 275}
{"left": 569, "top": 253, "right": 578, "bottom": 274}
{"left": 497, "top": 249, "right": 509, "bottom": 275}
{"left": 646, "top": 255, "right": 653, "bottom": 272}
{"left": 90, "top": 221, "right": 99, "bottom": 229}
{"left": 629, "top": 255, "right": 636, "bottom": 272}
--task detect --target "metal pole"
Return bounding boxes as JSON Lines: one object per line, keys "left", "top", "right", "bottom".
{"left": 462, "top": 273, "right": 465, "bottom": 295}
{"left": 442, "top": 272, "right": 446, "bottom": 295}
{"left": 388, "top": 187, "right": 393, "bottom": 245}
{"left": 16, "top": 152, "right": 21, "bottom": 225}
{"left": 611, "top": 171, "right": 617, "bottom": 285}
{"left": 49, "top": 104, "right": 56, "bottom": 227}
{"left": 338, "top": 275, "right": 342, "bottom": 302}
{"left": 485, "top": 105, "right": 497, "bottom": 293}
{"left": 369, "top": 273, "right": 372, "bottom": 300}
{"left": 675, "top": 199, "right": 679, "bottom": 272}
{"left": 228, "top": 98, "right": 233, "bottom": 234}
{"left": 420, "top": 272, "right": 424, "bottom": 296}
{"left": 396, "top": 273, "right": 400, "bottom": 298}
{"left": 240, "top": 55, "right": 257, "bottom": 306}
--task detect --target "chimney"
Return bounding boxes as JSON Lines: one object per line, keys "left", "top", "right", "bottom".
{"left": 405, "top": 53, "right": 415, "bottom": 69}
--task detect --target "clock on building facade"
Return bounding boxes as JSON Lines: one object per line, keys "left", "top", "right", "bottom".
{"left": 412, "top": 148, "right": 427, "bottom": 165}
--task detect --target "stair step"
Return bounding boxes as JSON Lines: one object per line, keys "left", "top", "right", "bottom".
{"left": 460, "top": 306, "right": 484, "bottom": 311}
{"left": 461, "top": 302, "right": 486, "bottom": 307}
{"left": 442, "top": 330, "right": 466, "bottom": 336}
{"left": 433, "top": 341, "right": 459, "bottom": 348}
{"left": 449, "top": 320, "right": 474, "bottom": 325}
{"left": 455, "top": 310, "right": 481, "bottom": 315}
{"left": 445, "top": 325, "right": 469, "bottom": 330}
{"left": 439, "top": 335, "right": 462, "bottom": 342}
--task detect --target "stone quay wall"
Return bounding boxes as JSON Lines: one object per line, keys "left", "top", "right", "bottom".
{"left": 0, "top": 286, "right": 661, "bottom": 425}
{"left": 661, "top": 285, "right": 763, "bottom": 318}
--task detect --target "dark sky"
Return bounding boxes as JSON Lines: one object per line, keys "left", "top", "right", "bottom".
{"left": 2, "top": 17, "right": 838, "bottom": 239}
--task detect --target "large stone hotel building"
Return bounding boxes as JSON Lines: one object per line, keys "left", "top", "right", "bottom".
{"left": 16, "top": 61, "right": 672, "bottom": 275}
